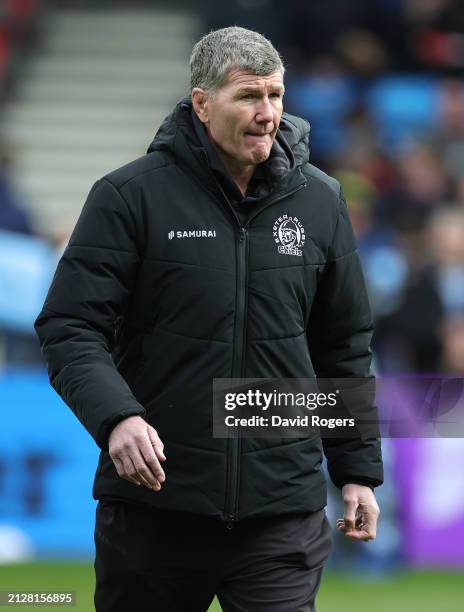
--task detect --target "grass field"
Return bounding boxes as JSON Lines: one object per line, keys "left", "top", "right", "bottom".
{"left": 0, "top": 563, "right": 462, "bottom": 611}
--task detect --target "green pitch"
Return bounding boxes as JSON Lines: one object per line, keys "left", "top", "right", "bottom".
{"left": 0, "top": 562, "right": 462, "bottom": 611}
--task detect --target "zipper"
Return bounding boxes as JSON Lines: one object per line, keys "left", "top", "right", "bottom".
{"left": 232, "top": 227, "right": 248, "bottom": 376}
{"left": 225, "top": 225, "right": 247, "bottom": 529}
{"left": 209, "top": 169, "right": 307, "bottom": 529}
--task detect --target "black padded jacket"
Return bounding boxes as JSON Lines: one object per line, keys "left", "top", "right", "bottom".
{"left": 34, "top": 98, "right": 383, "bottom": 525}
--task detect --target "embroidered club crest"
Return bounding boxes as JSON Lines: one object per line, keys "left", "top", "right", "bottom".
{"left": 273, "top": 214, "right": 305, "bottom": 257}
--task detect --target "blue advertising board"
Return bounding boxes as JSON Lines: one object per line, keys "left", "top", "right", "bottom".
{"left": 0, "top": 369, "right": 99, "bottom": 557}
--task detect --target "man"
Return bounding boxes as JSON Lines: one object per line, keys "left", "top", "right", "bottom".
{"left": 35, "top": 26, "right": 382, "bottom": 612}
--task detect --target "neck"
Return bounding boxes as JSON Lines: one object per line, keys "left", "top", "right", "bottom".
{"left": 221, "top": 158, "right": 255, "bottom": 196}
{"left": 206, "top": 131, "right": 256, "bottom": 196}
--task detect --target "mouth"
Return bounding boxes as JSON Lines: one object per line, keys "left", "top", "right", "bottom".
{"left": 244, "top": 132, "right": 272, "bottom": 141}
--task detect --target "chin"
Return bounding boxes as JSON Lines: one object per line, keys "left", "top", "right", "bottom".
{"left": 250, "top": 148, "right": 271, "bottom": 164}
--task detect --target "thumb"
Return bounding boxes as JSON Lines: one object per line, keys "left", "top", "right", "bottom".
{"left": 343, "top": 497, "right": 358, "bottom": 530}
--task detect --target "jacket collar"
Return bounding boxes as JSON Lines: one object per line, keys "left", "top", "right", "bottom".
{"left": 147, "top": 97, "right": 310, "bottom": 203}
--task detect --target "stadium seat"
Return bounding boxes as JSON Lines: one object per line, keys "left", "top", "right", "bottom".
{"left": 285, "top": 74, "right": 357, "bottom": 156}
{"left": 366, "top": 76, "right": 441, "bottom": 150}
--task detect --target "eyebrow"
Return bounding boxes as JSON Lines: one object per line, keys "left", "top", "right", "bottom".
{"left": 236, "top": 85, "right": 285, "bottom": 96}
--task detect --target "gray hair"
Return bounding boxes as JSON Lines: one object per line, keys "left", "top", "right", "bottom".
{"left": 190, "top": 26, "right": 285, "bottom": 92}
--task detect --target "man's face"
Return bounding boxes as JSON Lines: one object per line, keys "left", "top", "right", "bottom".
{"left": 194, "top": 68, "right": 285, "bottom": 169}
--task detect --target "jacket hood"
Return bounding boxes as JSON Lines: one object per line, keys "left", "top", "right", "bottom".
{"left": 147, "top": 97, "right": 311, "bottom": 169}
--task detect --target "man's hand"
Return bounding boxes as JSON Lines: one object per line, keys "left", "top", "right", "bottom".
{"left": 108, "top": 415, "right": 166, "bottom": 491}
{"left": 337, "top": 484, "right": 380, "bottom": 541}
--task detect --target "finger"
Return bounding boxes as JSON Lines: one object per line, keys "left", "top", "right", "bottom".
{"left": 359, "top": 501, "right": 379, "bottom": 537}
{"left": 147, "top": 427, "right": 166, "bottom": 461}
{"left": 139, "top": 436, "right": 166, "bottom": 483}
{"left": 362, "top": 513, "right": 378, "bottom": 539}
{"left": 127, "top": 454, "right": 156, "bottom": 490}
{"left": 337, "top": 515, "right": 375, "bottom": 540}
{"left": 112, "top": 455, "right": 141, "bottom": 487}
{"left": 343, "top": 496, "right": 358, "bottom": 531}
{"left": 336, "top": 518, "right": 367, "bottom": 539}
{"left": 343, "top": 529, "right": 372, "bottom": 541}
{"left": 132, "top": 447, "right": 162, "bottom": 490}
{"left": 120, "top": 454, "right": 149, "bottom": 488}
{"left": 337, "top": 519, "right": 357, "bottom": 534}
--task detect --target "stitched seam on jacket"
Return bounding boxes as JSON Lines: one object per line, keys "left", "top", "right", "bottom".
{"left": 105, "top": 161, "right": 174, "bottom": 192}
{"left": 144, "top": 257, "right": 232, "bottom": 272}
{"left": 67, "top": 244, "right": 137, "bottom": 254}
{"left": 242, "top": 436, "right": 320, "bottom": 454}
{"left": 250, "top": 262, "right": 324, "bottom": 272}
{"left": 154, "top": 325, "right": 232, "bottom": 344}
{"left": 248, "top": 285, "right": 304, "bottom": 311}
{"left": 101, "top": 177, "right": 139, "bottom": 232}
{"left": 328, "top": 184, "right": 343, "bottom": 258}
{"left": 331, "top": 185, "right": 357, "bottom": 262}
{"left": 249, "top": 330, "right": 305, "bottom": 342}
{"left": 331, "top": 248, "right": 356, "bottom": 262}
{"left": 159, "top": 438, "right": 224, "bottom": 454}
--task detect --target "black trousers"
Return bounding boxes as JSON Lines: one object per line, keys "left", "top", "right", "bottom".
{"left": 94, "top": 500, "right": 333, "bottom": 612}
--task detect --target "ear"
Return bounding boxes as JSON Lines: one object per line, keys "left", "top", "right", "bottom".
{"left": 192, "top": 88, "right": 209, "bottom": 124}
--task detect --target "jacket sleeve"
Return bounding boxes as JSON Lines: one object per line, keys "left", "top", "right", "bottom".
{"left": 307, "top": 187, "right": 383, "bottom": 489}
{"left": 34, "top": 178, "right": 146, "bottom": 450}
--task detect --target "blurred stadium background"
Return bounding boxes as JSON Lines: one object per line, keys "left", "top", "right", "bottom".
{"left": 0, "top": 0, "right": 463, "bottom": 610}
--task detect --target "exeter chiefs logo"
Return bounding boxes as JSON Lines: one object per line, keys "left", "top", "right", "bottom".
{"left": 273, "top": 214, "right": 305, "bottom": 257}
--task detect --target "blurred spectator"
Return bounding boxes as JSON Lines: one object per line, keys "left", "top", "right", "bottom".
{"left": 427, "top": 207, "right": 464, "bottom": 313}
{"left": 375, "top": 207, "right": 464, "bottom": 373}
{"left": 0, "top": 0, "right": 41, "bottom": 97}
{"left": 406, "top": 0, "right": 464, "bottom": 72}
{"left": 336, "top": 170, "right": 408, "bottom": 318}
{"left": 198, "top": 0, "right": 287, "bottom": 50}
{"left": 440, "top": 315, "right": 464, "bottom": 373}
{"left": 285, "top": 59, "right": 357, "bottom": 166}
{"left": 332, "top": 105, "right": 399, "bottom": 197}
{"left": 435, "top": 79, "right": 464, "bottom": 182}
{"left": 0, "top": 144, "right": 34, "bottom": 235}
{"left": 0, "top": 16, "right": 10, "bottom": 89}
{"left": 377, "top": 142, "right": 453, "bottom": 232}
{"left": 0, "top": 143, "right": 44, "bottom": 366}
{"left": 335, "top": 28, "right": 390, "bottom": 76}
{"left": 336, "top": 170, "right": 387, "bottom": 256}
{"left": 279, "top": 0, "right": 405, "bottom": 73}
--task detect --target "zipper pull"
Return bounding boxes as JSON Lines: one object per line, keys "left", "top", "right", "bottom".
{"left": 226, "top": 513, "right": 236, "bottom": 530}
{"left": 240, "top": 227, "right": 246, "bottom": 243}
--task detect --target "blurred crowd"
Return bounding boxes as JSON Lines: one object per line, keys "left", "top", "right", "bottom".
{"left": 1, "top": 0, "right": 464, "bottom": 376}
{"left": 286, "top": 75, "right": 464, "bottom": 376}
{"left": 0, "top": 0, "right": 41, "bottom": 98}
{"left": 203, "top": 0, "right": 464, "bottom": 377}
{"left": 202, "top": 0, "right": 464, "bottom": 75}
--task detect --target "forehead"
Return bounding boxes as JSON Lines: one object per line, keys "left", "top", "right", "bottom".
{"left": 222, "top": 69, "right": 284, "bottom": 91}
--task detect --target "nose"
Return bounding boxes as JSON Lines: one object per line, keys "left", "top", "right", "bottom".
{"left": 255, "top": 96, "right": 274, "bottom": 124}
